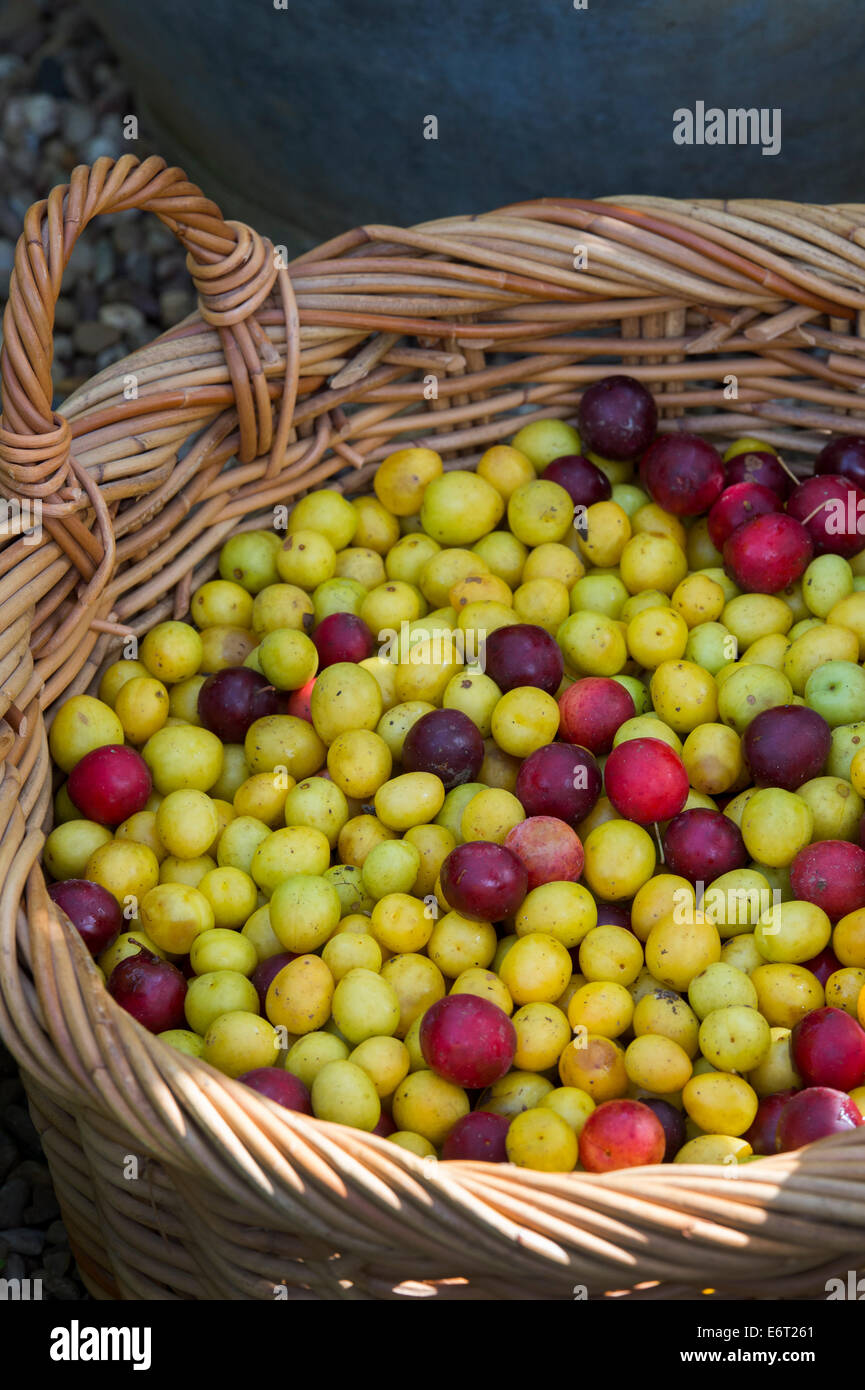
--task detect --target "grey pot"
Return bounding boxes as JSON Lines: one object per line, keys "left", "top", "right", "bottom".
{"left": 83, "top": 0, "right": 859, "bottom": 251}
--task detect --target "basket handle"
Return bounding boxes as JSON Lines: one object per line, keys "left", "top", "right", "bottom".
{"left": 0, "top": 154, "right": 298, "bottom": 580}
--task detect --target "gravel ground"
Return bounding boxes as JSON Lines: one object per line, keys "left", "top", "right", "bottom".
{"left": 0, "top": 0, "right": 198, "bottom": 1303}
{"left": 0, "top": 1041, "right": 83, "bottom": 1299}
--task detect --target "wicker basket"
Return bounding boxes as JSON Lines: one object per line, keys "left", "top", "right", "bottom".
{"left": 2, "top": 155, "right": 865, "bottom": 1301}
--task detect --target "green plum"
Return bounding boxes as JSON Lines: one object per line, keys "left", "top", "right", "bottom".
{"left": 826, "top": 722, "right": 865, "bottom": 781}
{"left": 804, "top": 660, "right": 865, "bottom": 728}
{"left": 686, "top": 622, "right": 737, "bottom": 676}
{"left": 802, "top": 554, "right": 853, "bottom": 618}
{"left": 611, "top": 674, "right": 652, "bottom": 715}
{"left": 717, "top": 664, "right": 793, "bottom": 734}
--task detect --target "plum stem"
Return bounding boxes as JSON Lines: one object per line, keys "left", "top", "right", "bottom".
{"left": 653, "top": 821, "right": 665, "bottom": 864}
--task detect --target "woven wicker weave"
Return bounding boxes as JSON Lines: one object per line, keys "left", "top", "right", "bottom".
{"left": 2, "top": 155, "right": 865, "bottom": 1300}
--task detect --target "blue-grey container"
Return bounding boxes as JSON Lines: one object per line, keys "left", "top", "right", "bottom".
{"left": 84, "top": 0, "right": 862, "bottom": 250}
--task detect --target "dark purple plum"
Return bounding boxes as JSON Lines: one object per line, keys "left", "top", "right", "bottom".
{"left": 815, "top": 436, "right": 865, "bottom": 492}
{"left": 743, "top": 705, "right": 831, "bottom": 790}
{"left": 577, "top": 375, "right": 658, "bottom": 461}
{"left": 639, "top": 1098, "right": 687, "bottom": 1162}
{"left": 744, "top": 1090, "right": 798, "bottom": 1156}
{"left": 239, "top": 1067, "right": 313, "bottom": 1113}
{"left": 515, "top": 742, "right": 601, "bottom": 826}
{"left": 541, "top": 455, "right": 611, "bottom": 507}
{"left": 662, "top": 809, "right": 747, "bottom": 884}
{"left": 639, "top": 434, "right": 725, "bottom": 516}
{"left": 725, "top": 449, "right": 792, "bottom": 500}
{"left": 482, "top": 624, "right": 563, "bottom": 696}
{"left": 313, "top": 612, "right": 374, "bottom": 669}
{"left": 250, "top": 952, "right": 299, "bottom": 1012}
{"left": 197, "top": 666, "right": 280, "bottom": 742}
{"left": 440, "top": 842, "right": 528, "bottom": 922}
{"left": 401, "top": 708, "right": 484, "bottom": 790}
{"left": 594, "top": 902, "right": 633, "bottom": 931}
{"left": 48, "top": 879, "right": 123, "bottom": 956}
{"left": 787, "top": 474, "right": 865, "bottom": 559}
{"left": 441, "top": 1111, "right": 510, "bottom": 1162}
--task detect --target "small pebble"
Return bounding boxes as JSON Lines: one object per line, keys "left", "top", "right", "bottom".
{"left": 24, "top": 1186, "right": 60, "bottom": 1223}
{"left": 45, "top": 1275, "right": 81, "bottom": 1301}
{"left": 4, "top": 1252, "right": 26, "bottom": 1284}
{"left": 160, "top": 286, "right": 194, "bottom": 327}
{"left": 0, "top": 1226, "right": 45, "bottom": 1256}
{"left": 54, "top": 297, "right": 76, "bottom": 329}
{"left": 0, "top": 1136, "right": 17, "bottom": 1183}
{"left": 63, "top": 104, "right": 95, "bottom": 145}
{"left": 99, "top": 302, "right": 146, "bottom": 335}
{"left": 44, "top": 1247, "right": 71, "bottom": 1277}
{"left": 0, "top": 1177, "right": 28, "bottom": 1227}
{"left": 73, "top": 320, "right": 121, "bottom": 354}
{"left": 45, "top": 1219, "right": 69, "bottom": 1246}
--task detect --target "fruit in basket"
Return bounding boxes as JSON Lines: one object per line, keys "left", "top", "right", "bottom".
{"left": 723, "top": 513, "right": 813, "bottom": 593}
{"left": 107, "top": 948, "right": 187, "bottom": 1033}
{"left": 789, "top": 841, "right": 865, "bottom": 920}
{"left": 541, "top": 454, "right": 611, "bottom": 506}
{"left": 240, "top": 1067, "right": 313, "bottom": 1113}
{"left": 441, "top": 1110, "right": 510, "bottom": 1162}
{"left": 816, "top": 436, "right": 865, "bottom": 491}
{"left": 603, "top": 738, "right": 689, "bottom": 825}
{"left": 743, "top": 1089, "right": 798, "bottom": 1155}
{"left": 640, "top": 434, "right": 725, "bottom": 516}
{"left": 787, "top": 474, "right": 865, "bottom": 558}
{"left": 805, "top": 661, "right": 865, "bottom": 728}
{"left": 420, "top": 995, "right": 516, "bottom": 1088}
{"left": 790, "top": 1006, "right": 865, "bottom": 1090}
{"left": 48, "top": 879, "right": 123, "bottom": 957}
{"left": 503, "top": 816, "right": 584, "bottom": 889}
{"left": 557, "top": 676, "right": 635, "bottom": 754}
{"left": 663, "top": 808, "right": 747, "bottom": 883}
{"left": 578, "top": 1098, "right": 666, "bottom": 1172}
{"left": 197, "top": 666, "right": 280, "bottom": 742}
{"left": 312, "top": 611, "right": 375, "bottom": 668}
{"left": 577, "top": 375, "right": 658, "bottom": 461}
{"left": 725, "top": 448, "right": 792, "bottom": 500}
{"left": 506, "top": 1106, "right": 578, "bottom": 1171}
{"left": 440, "top": 841, "right": 528, "bottom": 922}
{"left": 41, "top": 395, "right": 865, "bottom": 1171}
{"left": 776, "top": 1086, "right": 863, "bottom": 1150}
{"left": 48, "top": 696, "right": 125, "bottom": 775}
{"left": 639, "top": 1098, "right": 687, "bottom": 1162}
{"left": 742, "top": 704, "right": 830, "bottom": 790}
{"left": 402, "top": 708, "right": 485, "bottom": 789}
{"left": 514, "top": 742, "right": 601, "bottom": 824}
{"left": 66, "top": 744, "right": 152, "bottom": 827}
{"left": 707, "top": 482, "right": 782, "bottom": 552}
{"left": 482, "top": 623, "right": 564, "bottom": 696}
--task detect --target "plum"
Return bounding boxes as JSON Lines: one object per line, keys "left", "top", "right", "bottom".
{"left": 578, "top": 1098, "right": 666, "bottom": 1172}
{"left": 420, "top": 995, "right": 516, "bottom": 1089}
